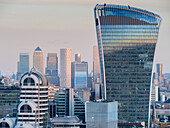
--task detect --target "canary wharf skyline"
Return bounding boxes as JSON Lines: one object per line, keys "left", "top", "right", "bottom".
{"left": 0, "top": 0, "right": 169, "bottom": 75}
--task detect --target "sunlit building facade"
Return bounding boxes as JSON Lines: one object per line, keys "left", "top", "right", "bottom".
{"left": 33, "top": 46, "right": 44, "bottom": 74}
{"left": 94, "top": 4, "right": 161, "bottom": 127}
{"left": 156, "top": 63, "right": 163, "bottom": 78}
{"left": 93, "top": 45, "right": 100, "bottom": 84}
{"left": 17, "top": 68, "right": 48, "bottom": 128}
{"left": 60, "top": 48, "right": 71, "bottom": 88}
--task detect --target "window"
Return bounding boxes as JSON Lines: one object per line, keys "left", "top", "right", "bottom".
{"left": 20, "top": 104, "right": 32, "bottom": 113}
{"left": 23, "top": 78, "right": 35, "bottom": 86}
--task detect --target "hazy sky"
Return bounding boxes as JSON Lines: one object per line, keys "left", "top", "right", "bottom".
{"left": 0, "top": 0, "right": 170, "bottom": 75}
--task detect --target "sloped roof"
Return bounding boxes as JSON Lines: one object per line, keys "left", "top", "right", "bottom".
{"left": 35, "top": 46, "right": 42, "bottom": 51}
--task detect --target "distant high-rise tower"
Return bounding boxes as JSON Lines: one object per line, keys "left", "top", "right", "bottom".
{"left": 71, "top": 54, "right": 88, "bottom": 89}
{"left": 19, "top": 53, "right": 29, "bottom": 73}
{"left": 60, "top": 48, "right": 71, "bottom": 88}
{"left": 17, "top": 53, "right": 29, "bottom": 80}
{"left": 75, "top": 53, "right": 81, "bottom": 62}
{"left": 33, "top": 46, "right": 44, "bottom": 73}
{"left": 94, "top": 4, "right": 161, "bottom": 127}
{"left": 46, "top": 53, "right": 59, "bottom": 85}
{"left": 157, "top": 63, "right": 163, "bottom": 77}
{"left": 46, "top": 53, "right": 58, "bottom": 76}
{"left": 93, "top": 46, "right": 100, "bottom": 83}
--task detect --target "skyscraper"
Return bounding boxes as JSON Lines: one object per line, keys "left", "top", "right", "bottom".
{"left": 71, "top": 61, "right": 88, "bottom": 89}
{"left": 60, "top": 48, "right": 71, "bottom": 88}
{"left": 93, "top": 45, "right": 100, "bottom": 83}
{"left": 45, "top": 53, "right": 59, "bottom": 85}
{"left": 46, "top": 53, "right": 58, "bottom": 76}
{"left": 157, "top": 63, "right": 163, "bottom": 78}
{"left": 75, "top": 53, "right": 81, "bottom": 62}
{"left": 19, "top": 53, "right": 29, "bottom": 73}
{"left": 17, "top": 53, "right": 29, "bottom": 79}
{"left": 94, "top": 4, "right": 161, "bottom": 127}
{"left": 71, "top": 54, "right": 88, "bottom": 89}
{"left": 33, "top": 46, "right": 44, "bottom": 73}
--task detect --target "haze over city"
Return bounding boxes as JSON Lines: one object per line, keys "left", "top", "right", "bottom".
{"left": 1, "top": 1, "right": 170, "bottom": 128}
{"left": 0, "top": 0, "right": 170, "bottom": 75}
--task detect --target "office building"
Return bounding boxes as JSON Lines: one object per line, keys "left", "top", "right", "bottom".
{"left": 60, "top": 48, "right": 71, "bottom": 88}
{"left": 95, "top": 83, "right": 101, "bottom": 100}
{"left": 157, "top": 63, "right": 163, "bottom": 78}
{"left": 46, "top": 53, "right": 58, "bottom": 76}
{"left": 93, "top": 45, "right": 100, "bottom": 84}
{"left": 85, "top": 101, "right": 118, "bottom": 128}
{"left": 71, "top": 56, "right": 88, "bottom": 89}
{"left": 17, "top": 53, "right": 29, "bottom": 79}
{"left": 17, "top": 68, "right": 48, "bottom": 128}
{"left": 48, "top": 85, "right": 59, "bottom": 118}
{"left": 19, "top": 53, "right": 29, "bottom": 74}
{"left": 94, "top": 4, "right": 161, "bottom": 127}
{"left": 87, "top": 75, "right": 92, "bottom": 89}
{"left": 46, "top": 53, "right": 59, "bottom": 85}
{"left": 151, "top": 84, "right": 159, "bottom": 104}
{"left": 0, "top": 85, "right": 20, "bottom": 117}
{"left": 75, "top": 53, "right": 81, "bottom": 62}
{"left": 76, "top": 90, "right": 91, "bottom": 101}
{"left": 55, "top": 88, "right": 85, "bottom": 122}
{"left": 33, "top": 46, "right": 44, "bottom": 73}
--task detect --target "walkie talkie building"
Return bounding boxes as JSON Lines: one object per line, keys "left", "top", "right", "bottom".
{"left": 94, "top": 4, "right": 161, "bottom": 127}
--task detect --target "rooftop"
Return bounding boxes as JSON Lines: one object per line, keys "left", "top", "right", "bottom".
{"left": 35, "top": 46, "right": 42, "bottom": 51}
{"left": 95, "top": 4, "right": 161, "bottom": 19}
{"left": 163, "top": 99, "right": 170, "bottom": 103}
{"left": 51, "top": 116, "right": 80, "bottom": 123}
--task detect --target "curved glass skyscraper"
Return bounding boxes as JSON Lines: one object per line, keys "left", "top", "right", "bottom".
{"left": 94, "top": 4, "right": 161, "bottom": 127}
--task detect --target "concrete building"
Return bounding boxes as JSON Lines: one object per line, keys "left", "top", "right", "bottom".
{"left": 0, "top": 117, "right": 16, "bottom": 128}
{"left": 71, "top": 59, "right": 88, "bottom": 89}
{"left": 60, "top": 48, "right": 71, "bottom": 88}
{"left": 17, "top": 68, "right": 48, "bottom": 128}
{"left": 33, "top": 46, "right": 44, "bottom": 73}
{"left": 94, "top": 4, "right": 161, "bottom": 127}
{"left": 85, "top": 101, "right": 118, "bottom": 128}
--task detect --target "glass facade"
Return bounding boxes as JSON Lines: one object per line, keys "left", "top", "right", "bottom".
{"left": 0, "top": 86, "right": 20, "bottom": 117}
{"left": 94, "top": 4, "right": 161, "bottom": 127}
{"left": 71, "top": 62, "right": 88, "bottom": 89}
{"left": 46, "top": 53, "right": 58, "bottom": 76}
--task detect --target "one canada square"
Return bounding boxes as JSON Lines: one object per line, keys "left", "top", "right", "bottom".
{"left": 94, "top": 4, "right": 161, "bottom": 127}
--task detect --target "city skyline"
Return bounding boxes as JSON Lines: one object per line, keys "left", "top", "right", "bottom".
{"left": 0, "top": 0, "right": 170, "bottom": 75}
